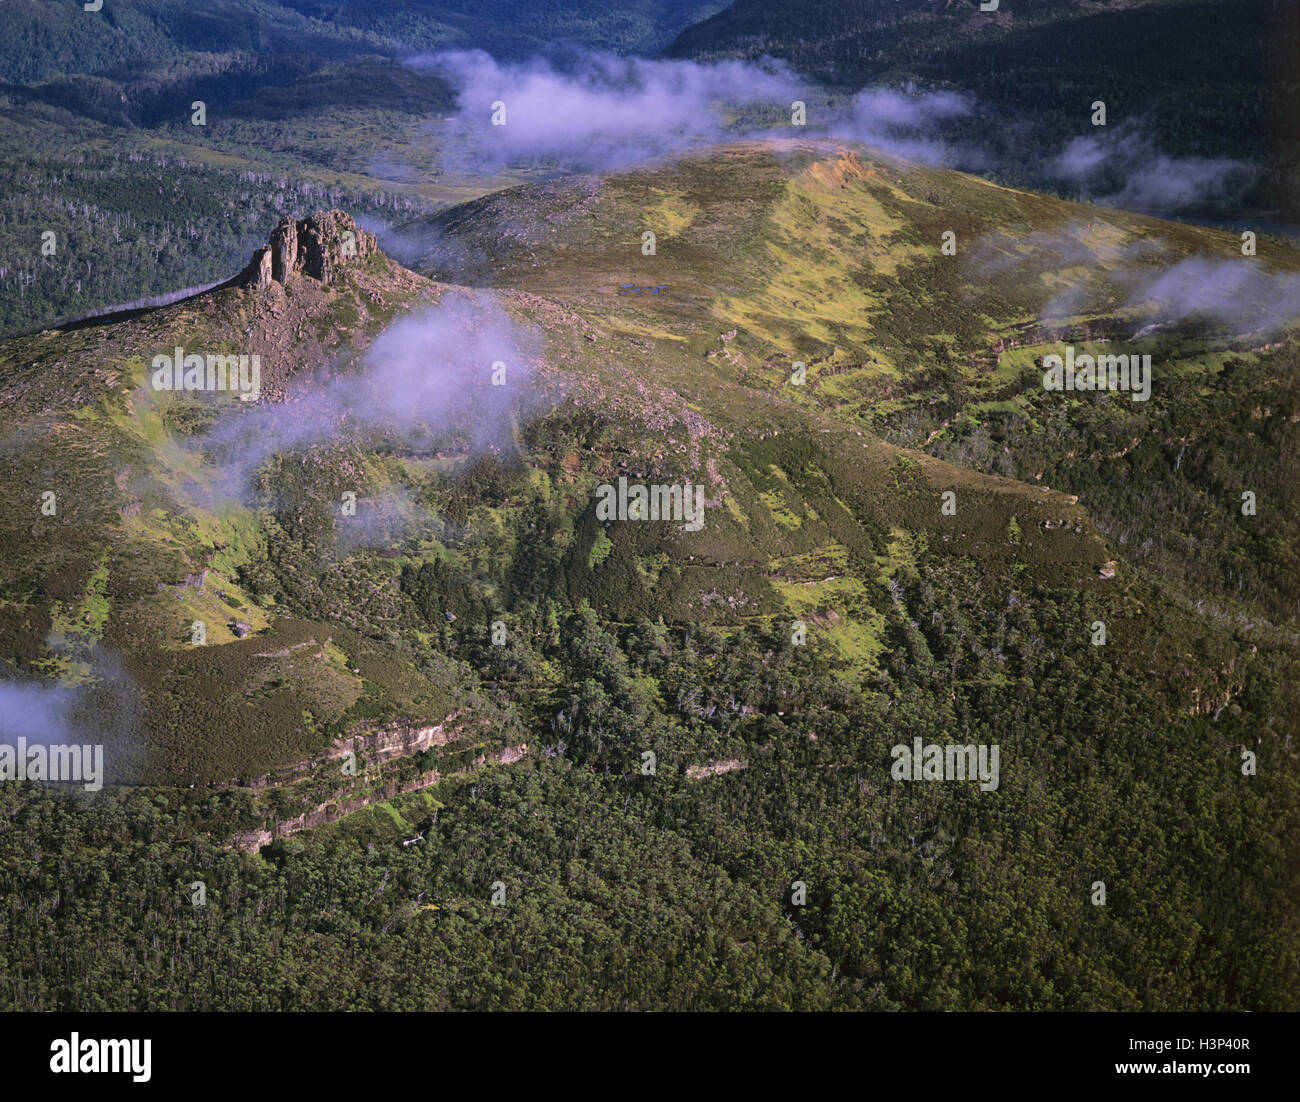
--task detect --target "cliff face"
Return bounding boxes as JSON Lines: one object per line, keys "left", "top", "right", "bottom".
{"left": 233, "top": 741, "right": 530, "bottom": 853}
{"left": 244, "top": 716, "right": 463, "bottom": 790}
{"left": 214, "top": 208, "right": 429, "bottom": 401}
{"left": 244, "top": 209, "right": 378, "bottom": 290}
{"left": 228, "top": 710, "right": 536, "bottom": 853}
{"left": 234, "top": 767, "right": 444, "bottom": 852}
{"left": 329, "top": 719, "right": 459, "bottom": 767}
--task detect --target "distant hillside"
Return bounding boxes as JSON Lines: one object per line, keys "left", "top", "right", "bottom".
{"left": 671, "top": 0, "right": 1192, "bottom": 70}
{"left": 0, "top": 0, "right": 375, "bottom": 85}
{"left": 274, "top": 0, "right": 731, "bottom": 56}
{"left": 0, "top": 0, "right": 729, "bottom": 84}
{"left": 668, "top": 0, "right": 1300, "bottom": 220}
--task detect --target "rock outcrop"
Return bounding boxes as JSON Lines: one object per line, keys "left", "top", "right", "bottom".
{"left": 231, "top": 741, "right": 530, "bottom": 853}
{"left": 242, "top": 715, "right": 463, "bottom": 790}
{"left": 243, "top": 209, "right": 377, "bottom": 290}
{"left": 219, "top": 209, "right": 426, "bottom": 402}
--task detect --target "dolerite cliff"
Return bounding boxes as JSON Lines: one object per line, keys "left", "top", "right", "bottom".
{"left": 222, "top": 209, "right": 431, "bottom": 400}
{"left": 243, "top": 209, "right": 379, "bottom": 289}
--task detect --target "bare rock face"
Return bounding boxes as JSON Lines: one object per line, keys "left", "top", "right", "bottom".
{"left": 228, "top": 209, "right": 425, "bottom": 402}
{"left": 299, "top": 209, "right": 376, "bottom": 284}
{"left": 248, "top": 246, "right": 274, "bottom": 289}
{"left": 270, "top": 218, "right": 299, "bottom": 283}
{"left": 242, "top": 210, "right": 377, "bottom": 289}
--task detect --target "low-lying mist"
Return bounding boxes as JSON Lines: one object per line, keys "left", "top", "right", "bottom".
{"left": 406, "top": 48, "right": 1257, "bottom": 217}
{"left": 192, "top": 291, "right": 546, "bottom": 500}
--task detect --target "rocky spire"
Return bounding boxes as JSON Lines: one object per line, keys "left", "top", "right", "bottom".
{"left": 242, "top": 210, "right": 377, "bottom": 290}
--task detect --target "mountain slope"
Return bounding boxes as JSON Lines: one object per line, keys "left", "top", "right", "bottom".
{"left": 0, "top": 0, "right": 377, "bottom": 85}
{"left": 402, "top": 137, "right": 1300, "bottom": 621}
{"left": 0, "top": 211, "right": 460, "bottom": 783}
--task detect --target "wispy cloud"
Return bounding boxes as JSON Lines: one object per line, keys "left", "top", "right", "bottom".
{"left": 1122, "top": 256, "right": 1300, "bottom": 337}
{"left": 406, "top": 50, "right": 1261, "bottom": 222}
{"left": 409, "top": 50, "right": 977, "bottom": 174}
{"left": 179, "top": 292, "right": 550, "bottom": 526}
{"left": 1052, "top": 123, "right": 1254, "bottom": 214}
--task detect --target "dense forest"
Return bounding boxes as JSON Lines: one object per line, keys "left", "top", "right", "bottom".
{"left": 4, "top": 572, "right": 1297, "bottom": 1009}
{"left": 0, "top": 143, "right": 429, "bottom": 334}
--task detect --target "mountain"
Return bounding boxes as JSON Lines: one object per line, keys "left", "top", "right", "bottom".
{"left": 401, "top": 137, "right": 1300, "bottom": 617}
{"left": 668, "top": 0, "right": 1300, "bottom": 220}
{"left": 2, "top": 141, "right": 1298, "bottom": 1010}
{"left": 0, "top": 173, "right": 1116, "bottom": 785}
